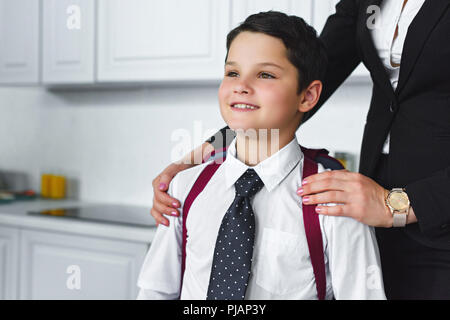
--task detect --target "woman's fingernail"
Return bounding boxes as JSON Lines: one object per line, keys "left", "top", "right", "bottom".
{"left": 315, "top": 206, "right": 321, "bottom": 213}
{"left": 159, "top": 183, "right": 167, "bottom": 190}
{"left": 302, "top": 179, "right": 308, "bottom": 185}
{"left": 302, "top": 196, "right": 310, "bottom": 203}
{"left": 171, "top": 211, "right": 178, "bottom": 216}
{"left": 172, "top": 202, "right": 179, "bottom": 208}
{"left": 297, "top": 188, "right": 303, "bottom": 195}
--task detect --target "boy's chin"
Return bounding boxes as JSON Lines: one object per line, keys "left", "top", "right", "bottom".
{"left": 227, "top": 124, "right": 277, "bottom": 135}
{"left": 228, "top": 123, "right": 260, "bottom": 132}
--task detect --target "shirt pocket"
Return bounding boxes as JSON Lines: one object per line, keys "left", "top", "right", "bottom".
{"left": 255, "top": 227, "right": 314, "bottom": 296}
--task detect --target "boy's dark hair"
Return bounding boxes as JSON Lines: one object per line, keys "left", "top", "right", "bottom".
{"left": 225, "top": 11, "right": 328, "bottom": 94}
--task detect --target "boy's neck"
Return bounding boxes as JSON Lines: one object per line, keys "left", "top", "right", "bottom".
{"left": 235, "top": 130, "right": 296, "bottom": 166}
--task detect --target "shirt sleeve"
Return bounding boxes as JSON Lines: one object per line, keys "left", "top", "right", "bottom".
{"left": 136, "top": 179, "right": 183, "bottom": 300}
{"left": 322, "top": 214, "right": 386, "bottom": 300}
{"left": 317, "top": 164, "right": 386, "bottom": 300}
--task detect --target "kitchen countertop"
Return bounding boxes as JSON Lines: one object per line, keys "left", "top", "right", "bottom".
{"left": 0, "top": 199, "right": 157, "bottom": 243}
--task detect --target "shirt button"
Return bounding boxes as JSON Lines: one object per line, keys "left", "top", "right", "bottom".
{"left": 441, "top": 224, "right": 448, "bottom": 229}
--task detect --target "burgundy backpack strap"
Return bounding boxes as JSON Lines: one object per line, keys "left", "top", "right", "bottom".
{"left": 301, "top": 146, "right": 344, "bottom": 171}
{"left": 302, "top": 155, "right": 327, "bottom": 300}
{"left": 202, "top": 147, "right": 227, "bottom": 164}
{"left": 180, "top": 158, "right": 224, "bottom": 290}
{"left": 300, "top": 146, "right": 328, "bottom": 160}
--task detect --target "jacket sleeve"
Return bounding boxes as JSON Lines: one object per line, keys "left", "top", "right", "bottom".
{"left": 302, "top": 0, "right": 362, "bottom": 123}
{"left": 205, "top": 125, "right": 234, "bottom": 151}
{"left": 406, "top": 167, "right": 450, "bottom": 240}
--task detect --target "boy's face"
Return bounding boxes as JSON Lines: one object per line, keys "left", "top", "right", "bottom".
{"left": 219, "top": 31, "right": 304, "bottom": 135}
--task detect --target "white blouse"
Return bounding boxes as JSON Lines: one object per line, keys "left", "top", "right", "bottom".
{"left": 370, "top": 0, "right": 426, "bottom": 153}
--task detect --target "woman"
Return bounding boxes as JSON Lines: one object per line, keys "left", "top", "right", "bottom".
{"left": 150, "top": 0, "right": 450, "bottom": 299}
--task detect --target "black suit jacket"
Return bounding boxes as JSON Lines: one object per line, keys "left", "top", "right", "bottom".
{"left": 309, "top": 0, "right": 450, "bottom": 249}
{"left": 208, "top": 0, "right": 450, "bottom": 248}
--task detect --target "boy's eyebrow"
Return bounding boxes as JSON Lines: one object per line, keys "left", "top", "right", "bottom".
{"left": 225, "top": 61, "right": 284, "bottom": 70}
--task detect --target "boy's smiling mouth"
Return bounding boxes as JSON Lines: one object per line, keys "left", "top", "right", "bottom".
{"left": 230, "top": 102, "right": 260, "bottom": 111}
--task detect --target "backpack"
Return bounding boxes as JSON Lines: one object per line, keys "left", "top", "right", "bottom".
{"left": 180, "top": 145, "right": 344, "bottom": 300}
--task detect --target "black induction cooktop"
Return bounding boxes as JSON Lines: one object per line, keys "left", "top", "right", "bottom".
{"left": 27, "top": 205, "right": 156, "bottom": 228}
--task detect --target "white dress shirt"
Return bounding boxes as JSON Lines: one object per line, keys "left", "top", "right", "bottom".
{"left": 370, "top": 0, "right": 426, "bottom": 154}
{"left": 137, "top": 137, "right": 386, "bottom": 300}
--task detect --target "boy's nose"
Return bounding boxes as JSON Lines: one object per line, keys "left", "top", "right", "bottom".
{"left": 235, "top": 87, "right": 248, "bottom": 94}
{"left": 233, "top": 81, "right": 252, "bottom": 94}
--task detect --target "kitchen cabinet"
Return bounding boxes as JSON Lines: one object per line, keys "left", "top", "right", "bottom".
{"left": 0, "top": 199, "right": 156, "bottom": 300}
{"left": 0, "top": 0, "right": 40, "bottom": 84}
{"left": 97, "top": 0, "right": 231, "bottom": 82}
{"left": 19, "top": 228, "right": 148, "bottom": 299}
{"left": 0, "top": 0, "right": 369, "bottom": 86}
{"left": 42, "top": 0, "right": 96, "bottom": 84}
{"left": 231, "top": 0, "right": 312, "bottom": 28}
{"left": 0, "top": 226, "right": 20, "bottom": 299}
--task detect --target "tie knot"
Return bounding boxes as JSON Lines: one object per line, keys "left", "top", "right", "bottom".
{"left": 235, "top": 169, "right": 264, "bottom": 198}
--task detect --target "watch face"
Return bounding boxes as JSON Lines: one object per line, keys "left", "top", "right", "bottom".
{"left": 389, "top": 191, "right": 410, "bottom": 211}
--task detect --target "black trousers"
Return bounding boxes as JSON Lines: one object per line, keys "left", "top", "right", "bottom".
{"left": 374, "top": 154, "right": 450, "bottom": 299}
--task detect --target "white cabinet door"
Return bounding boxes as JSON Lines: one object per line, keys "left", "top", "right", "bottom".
{"left": 0, "top": 0, "right": 40, "bottom": 84}
{"left": 97, "top": 0, "right": 231, "bottom": 82}
{"left": 0, "top": 225, "right": 19, "bottom": 299}
{"left": 231, "top": 0, "right": 312, "bottom": 28}
{"left": 42, "top": 0, "right": 95, "bottom": 84}
{"left": 19, "top": 229, "right": 148, "bottom": 300}
{"left": 313, "top": 0, "right": 370, "bottom": 80}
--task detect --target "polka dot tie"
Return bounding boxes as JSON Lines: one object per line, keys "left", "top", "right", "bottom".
{"left": 206, "top": 169, "right": 264, "bottom": 300}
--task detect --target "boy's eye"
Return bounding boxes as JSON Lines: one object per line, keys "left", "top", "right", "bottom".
{"left": 259, "top": 72, "right": 275, "bottom": 79}
{"left": 225, "top": 71, "right": 239, "bottom": 77}
{"left": 224, "top": 71, "right": 275, "bottom": 79}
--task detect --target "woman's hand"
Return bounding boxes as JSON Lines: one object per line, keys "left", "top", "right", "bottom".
{"left": 297, "top": 170, "right": 394, "bottom": 228}
{"left": 151, "top": 142, "right": 215, "bottom": 226}
{"left": 151, "top": 162, "right": 191, "bottom": 226}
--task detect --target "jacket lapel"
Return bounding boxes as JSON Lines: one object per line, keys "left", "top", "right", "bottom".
{"left": 359, "top": 0, "right": 396, "bottom": 104}
{"left": 395, "top": 0, "right": 450, "bottom": 95}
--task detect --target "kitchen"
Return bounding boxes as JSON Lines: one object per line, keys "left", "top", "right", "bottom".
{"left": 0, "top": 0, "right": 373, "bottom": 300}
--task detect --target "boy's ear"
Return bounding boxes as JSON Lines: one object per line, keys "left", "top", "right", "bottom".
{"left": 298, "top": 80, "right": 323, "bottom": 113}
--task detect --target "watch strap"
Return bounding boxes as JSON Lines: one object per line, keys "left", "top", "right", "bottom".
{"left": 392, "top": 212, "right": 408, "bottom": 227}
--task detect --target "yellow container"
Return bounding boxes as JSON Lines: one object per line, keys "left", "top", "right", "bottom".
{"left": 50, "top": 175, "right": 66, "bottom": 199}
{"left": 49, "top": 209, "right": 65, "bottom": 216}
{"left": 40, "top": 174, "right": 52, "bottom": 198}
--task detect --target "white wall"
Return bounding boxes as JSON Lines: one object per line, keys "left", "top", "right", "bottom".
{"left": 0, "top": 81, "right": 372, "bottom": 206}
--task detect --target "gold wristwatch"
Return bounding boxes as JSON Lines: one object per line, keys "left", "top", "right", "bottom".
{"left": 385, "top": 188, "right": 410, "bottom": 227}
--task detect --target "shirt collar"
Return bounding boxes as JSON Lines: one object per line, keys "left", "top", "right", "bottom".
{"left": 224, "top": 136, "right": 303, "bottom": 192}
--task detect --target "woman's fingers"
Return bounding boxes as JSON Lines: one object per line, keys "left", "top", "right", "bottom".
{"left": 305, "top": 172, "right": 393, "bottom": 227}
{"left": 151, "top": 163, "right": 188, "bottom": 227}
{"left": 299, "top": 170, "right": 360, "bottom": 196}
{"left": 315, "top": 204, "right": 347, "bottom": 217}
{"left": 153, "top": 195, "right": 179, "bottom": 215}
{"left": 299, "top": 176, "right": 347, "bottom": 197}
{"left": 302, "top": 169, "right": 353, "bottom": 184}
{"left": 302, "top": 190, "right": 348, "bottom": 206}
{"left": 154, "top": 183, "right": 180, "bottom": 212}
{"left": 151, "top": 207, "right": 169, "bottom": 227}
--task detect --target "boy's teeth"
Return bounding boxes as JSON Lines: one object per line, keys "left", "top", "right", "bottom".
{"left": 233, "top": 104, "right": 258, "bottom": 110}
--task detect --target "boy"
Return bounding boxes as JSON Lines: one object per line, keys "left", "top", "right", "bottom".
{"left": 137, "top": 11, "right": 386, "bottom": 300}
